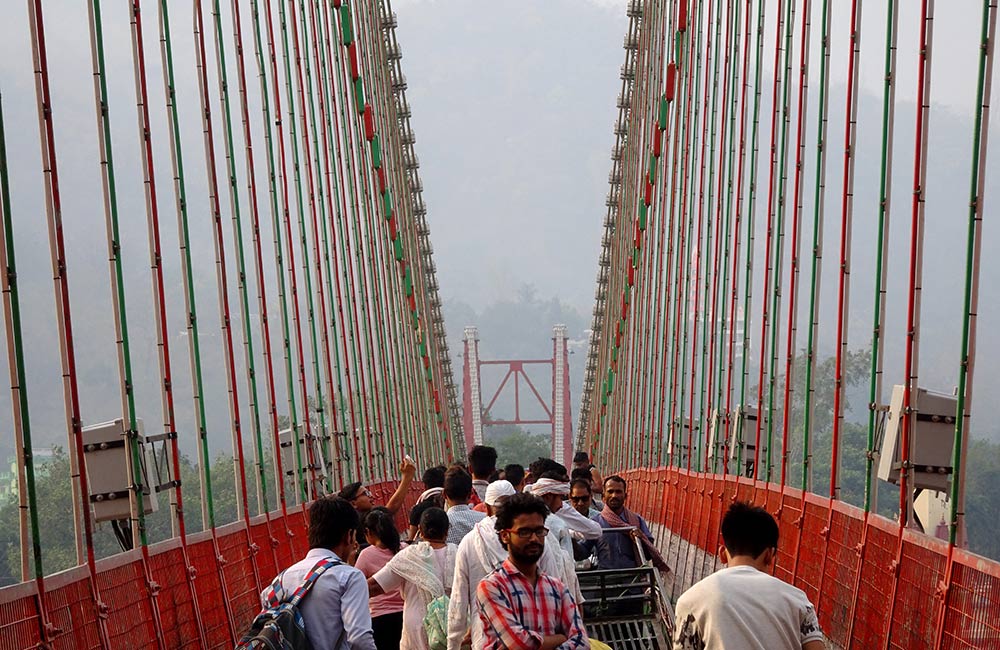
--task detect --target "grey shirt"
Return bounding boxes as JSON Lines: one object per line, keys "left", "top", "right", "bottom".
{"left": 446, "top": 504, "right": 486, "bottom": 545}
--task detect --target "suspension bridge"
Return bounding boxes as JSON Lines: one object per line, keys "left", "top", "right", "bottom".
{"left": 0, "top": 0, "right": 997, "bottom": 648}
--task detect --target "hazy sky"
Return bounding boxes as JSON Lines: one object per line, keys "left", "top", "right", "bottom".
{"left": 0, "top": 0, "right": 998, "bottom": 454}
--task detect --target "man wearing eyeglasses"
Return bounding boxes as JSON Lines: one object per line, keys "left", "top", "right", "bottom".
{"left": 339, "top": 457, "right": 418, "bottom": 549}
{"left": 476, "top": 493, "right": 589, "bottom": 650}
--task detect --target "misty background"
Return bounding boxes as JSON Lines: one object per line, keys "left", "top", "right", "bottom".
{"left": 0, "top": 0, "right": 995, "bottom": 469}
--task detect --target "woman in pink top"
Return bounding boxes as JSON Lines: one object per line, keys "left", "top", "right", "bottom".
{"left": 355, "top": 509, "right": 406, "bottom": 650}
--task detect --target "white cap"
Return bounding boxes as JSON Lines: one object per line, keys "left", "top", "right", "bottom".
{"left": 484, "top": 480, "right": 516, "bottom": 506}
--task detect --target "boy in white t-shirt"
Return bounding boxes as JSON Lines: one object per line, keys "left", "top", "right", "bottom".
{"left": 673, "top": 502, "right": 827, "bottom": 650}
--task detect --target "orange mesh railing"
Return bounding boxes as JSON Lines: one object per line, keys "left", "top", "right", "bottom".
{"left": 620, "top": 467, "right": 1000, "bottom": 649}
{"left": 0, "top": 479, "right": 421, "bottom": 649}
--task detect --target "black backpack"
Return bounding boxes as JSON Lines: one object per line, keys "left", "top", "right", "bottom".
{"left": 236, "top": 557, "right": 342, "bottom": 650}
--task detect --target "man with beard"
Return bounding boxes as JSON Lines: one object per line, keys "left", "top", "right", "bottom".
{"left": 447, "top": 482, "right": 582, "bottom": 650}
{"left": 589, "top": 475, "right": 669, "bottom": 573}
{"left": 476, "top": 493, "right": 589, "bottom": 650}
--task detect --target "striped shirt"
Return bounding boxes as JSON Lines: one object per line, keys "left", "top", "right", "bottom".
{"left": 446, "top": 504, "right": 486, "bottom": 545}
{"left": 476, "top": 559, "right": 588, "bottom": 650}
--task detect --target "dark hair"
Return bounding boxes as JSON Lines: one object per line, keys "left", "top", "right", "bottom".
{"left": 488, "top": 469, "right": 502, "bottom": 482}
{"left": 308, "top": 497, "right": 359, "bottom": 550}
{"left": 468, "top": 445, "right": 498, "bottom": 479}
{"left": 570, "top": 467, "right": 593, "bottom": 482}
{"left": 721, "top": 502, "right": 779, "bottom": 559}
{"left": 570, "top": 479, "right": 592, "bottom": 494}
{"left": 422, "top": 465, "right": 446, "bottom": 489}
{"left": 504, "top": 463, "right": 525, "bottom": 487}
{"left": 494, "top": 493, "right": 550, "bottom": 535}
{"left": 409, "top": 497, "right": 442, "bottom": 527}
{"left": 539, "top": 469, "right": 568, "bottom": 481}
{"left": 444, "top": 466, "right": 473, "bottom": 502}
{"left": 338, "top": 481, "right": 363, "bottom": 501}
{"left": 418, "top": 507, "right": 450, "bottom": 541}
{"left": 364, "top": 509, "right": 401, "bottom": 554}
{"left": 573, "top": 451, "right": 590, "bottom": 464}
{"left": 603, "top": 474, "right": 627, "bottom": 491}
{"left": 529, "top": 457, "right": 566, "bottom": 480}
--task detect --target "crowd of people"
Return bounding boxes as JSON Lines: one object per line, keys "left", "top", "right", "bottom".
{"left": 241, "top": 446, "right": 826, "bottom": 650}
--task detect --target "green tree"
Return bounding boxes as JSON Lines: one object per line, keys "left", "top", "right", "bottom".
{"left": 963, "top": 438, "right": 1000, "bottom": 559}
{"left": 485, "top": 424, "right": 552, "bottom": 468}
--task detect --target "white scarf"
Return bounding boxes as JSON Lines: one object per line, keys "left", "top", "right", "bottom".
{"left": 386, "top": 541, "right": 455, "bottom": 600}
{"left": 471, "top": 516, "right": 507, "bottom": 572}
{"left": 418, "top": 487, "right": 444, "bottom": 503}
{"left": 528, "top": 478, "right": 570, "bottom": 496}
{"left": 469, "top": 516, "right": 584, "bottom": 604}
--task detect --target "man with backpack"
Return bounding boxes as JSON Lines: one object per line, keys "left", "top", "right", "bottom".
{"left": 240, "top": 496, "right": 377, "bottom": 649}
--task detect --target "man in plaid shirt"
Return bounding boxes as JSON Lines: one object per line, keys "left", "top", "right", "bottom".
{"left": 476, "top": 493, "right": 589, "bottom": 650}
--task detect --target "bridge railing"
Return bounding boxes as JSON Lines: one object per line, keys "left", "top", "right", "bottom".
{"left": 622, "top": 466, "right": 1000, "bottom": 649}
{"left": 0, "top": 479, "right": 423, "bottom": 649}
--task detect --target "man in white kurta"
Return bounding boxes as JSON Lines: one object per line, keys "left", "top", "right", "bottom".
{"left": 446, "top": 481, "right": 582, "bottom": 650}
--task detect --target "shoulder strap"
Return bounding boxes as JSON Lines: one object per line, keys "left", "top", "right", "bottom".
{"left": 289, "top": 557, "right": 342, "bottom": 606}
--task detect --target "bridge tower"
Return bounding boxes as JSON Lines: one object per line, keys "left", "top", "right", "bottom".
{"left": 462, "top": 325, "right": 574, "bottom": 466}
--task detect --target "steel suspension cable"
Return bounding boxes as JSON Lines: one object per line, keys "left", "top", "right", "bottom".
{"left": 209, "top": 0, "right": 282, "bottom": 513}
{"left": 883, "top": 2, "right": 934, "bottom": 645}
{"left": 949, "top": 0, "right": 996, "bottom": 549}
{"left": 752, "top": 0, "right": 788, "bottom": 481}
{"left": 830, "top": 0, "right": 863, "bottom": 499}
{"left": 714, "top": 0, "right": 744, "bottom": 474}
{"left": 226, "top": 0, "right": 286, "bottom": 527}
{"left": 789, "top": 0, "right": 831, "bottom": 589}
{"left": 685, "top": 0, "right": 715, "bottom": 471}
{"left": 333, "top": 0, "right": 451, "bottom": 469}
{"left": 722, "top": 0, "right": 755, "bottom": 475}
{"left": 26, "top": 1, "right": 110, "bottom": 645}
{"left": 588, "top": 1, "right": 676, "bottom": 467}
{"left": 261, "top": 0, "right": 315, "bottom": 503}
{"left": 864, "top": 0, "right": 899, "bottom": 510}
{"left": 0, "top": 93, "right": 48, "bottom": 603}
{"left": 679, "top": 0, "right": 706, "bottom": 471}
{"left": 351, "top": 0, "right": 413, "bottom": 474}
{"left": 777, "top": 0, "right": 812, "bottom": 488}
{"left": 157, "top": 15, "right": 240, "bottom": 634}
{"left": 247, "top": 0, "right": 297, "bottom": 542}
{"left": 87, "top": 0, "right": 154, "bottom": 555}
{"left": 706, "top": 0, "right": 735, "bottom": 473}
{"left": 126, "top": 2, "right": 208, "bottom": 643}
{"left": 735, "top": 0, "right": 767, "bottom": 475}
{"left": 156, "top": 0, "right": 217, "bottom": 532}
{"left": 700, "top": 0, "right": 728, "bottom": 471}
{"left": 317, "top": 0, "right": 381, "bottom": 471}
{"left": 936, "top": 14, "right": 999, "bottom": 646}
{"left": 331, "top": 0, "right": 398, "bottom": 478}
{"left": 192, "top": 6, "right": 261, "bottom": 606}
{"left": 641, "top": 0, "right": 672, "bottom": 467}
{"left": 304, "top": 0, "right": 360, "bottom": 481}
{"left": 286, "top": 0, "right": 343, "bottom": 489}
{"left": 382, "top": 2, "right": 454, "bottom": 462}
{"left": 762, "top": 0, "right": 796, "bottom": 483}
{"left": 327, "top": 0, "right": 384, "bottom": 480}
{"left": 799, "top": 0, "right": 832, "bottom": 491}
{"left": 664, "top": 0, "right": 699, "bottom": 468}
{"left": 641, "top": 23, "right": 671, "bottom": 468}
{"left": 619, "top": 0, "right": 662, "bottom": 469}
{"left": 361, "top": 0, "right": 441, "bottom": 465}
{"left": 666, "top": 1, "right": 699, "bottom": 469}
{"left": 275, "top": 0, "right": 326, "bottom": 498}
{"left": 655, "top": 4, "right": 691, "bottom": 468}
